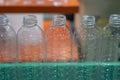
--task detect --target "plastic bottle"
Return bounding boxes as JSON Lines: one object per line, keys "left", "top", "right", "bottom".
{"left": 46, "top": 15, "right": 79, "bottom": 62}
{"left": 17, "top": 15, "right": 45, "bottom": 62}
{"left": 0, "top": 14, "right": 17, "bottom": 63}
{"left": 99, "top": 14, "right": 120, "bottom": 80}
{"left": 78, "top": 15, "right": 99, "bottom": 61}
{"left": 103, "top": 14, "right": 120, "bottom": 62}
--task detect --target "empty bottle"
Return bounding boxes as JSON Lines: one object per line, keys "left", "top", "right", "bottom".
{"left": 0, "top": 14, "right": 17, "bottom": 63}
{"left": 46, "top": 15, "right": 79, "bottom": 62}
{"left": 78, "top": 15, "right": 100, "bottom": 61}
{"left": 98, "top": 15, "right": 120, "bottom": 80}
{"left": 103, "top": 14, "right": 120, "bottom": 62}
{"left": 17, "top": 15, "right": 45, "bottom": 62}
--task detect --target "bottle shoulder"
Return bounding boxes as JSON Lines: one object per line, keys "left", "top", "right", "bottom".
{"left": 18, "top": 25, "right": 43, "bottom": 32}
{"left": 46, "top": 26, "right": 71, "bottom": 33}
{"left": 0, "top": 26, "right": 16, "bottom": 42}
{"left": 103, "top": 24, "right": 120, "bottom": 36}
{"left": 0, "top": 25, "right": 16, "bottom": 35}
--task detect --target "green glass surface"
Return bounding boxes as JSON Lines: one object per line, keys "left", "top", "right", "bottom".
{"left": 0, "top": 62, "right": 119, "bottom": 80}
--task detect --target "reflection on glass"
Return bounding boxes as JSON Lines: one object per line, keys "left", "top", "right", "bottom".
{"left": 5, "top": 0, "right": 19, "bottom": 5}
{"left": 0, "top": 0, "right": 4, "bottom": 4}
{"left": 23, "top": 0, "right": 32, "bottom": 5}
{"left": 36, "top": 0, "right": 44, "bottom": 4}
{"left": 53, "top": 0, "right": 63, "bottom": 6}
{"left": 63, "top": 0, "right": 68, "bottom": 4}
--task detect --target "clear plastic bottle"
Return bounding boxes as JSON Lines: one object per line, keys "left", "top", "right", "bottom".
{"left": 46, "top": 15, "right": 79, "bottom": 62}
{"left": 0, "top": 14, "right": 17, "bottom": 63}
{"left": 17, "top": 15, "right": 45, "bottom": 62}
{"left": 103, "top": 14, "right": 120, "bottom": 62}
{"left": 98, "top": 15, "right": 120, "bottom": 80}
{"left": 78, "top": 15, "right": 99, "bottom": 62}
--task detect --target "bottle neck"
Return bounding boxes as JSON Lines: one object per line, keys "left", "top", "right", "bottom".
{"left": 110, "top": 20, "right": 120, "bottom": 27}
{"left": 23, "top": 22, "right": 37, "bottom": 27}
{"left": 23, "top": 15, "right": 38, "bottom": 27}
{"left": 82, "top": 24, "right": 95, "bottom": 29}
{"left": 110, "top": 24, "right": 120, "bottom": 28}
{"left": 109, "top": 14, "right": 120, "bottom": 28}
{"left": 0, "top": 15, "right": 9, "bottom": 26}
{"left": 53, "top": 22, "right": 66, "bottom": 27}
{"left": 52, "top": 15, "right": 66, "bottom": 27}
{"left": 81, "top": 16, "right": 95, "bottom": 28}
{"left": 0, "top": 21, "right": 8, "bottom": 26}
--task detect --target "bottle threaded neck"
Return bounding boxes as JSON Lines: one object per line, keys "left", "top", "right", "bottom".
{"left": 81, "top": 15, "right": 95, "bottom": 27}
{"left": 0, "top": 14, "right": 8, "bottom": 26}
{"left": 109, "top": 14, "right": 120, "bottom": 26}
{"left": 23, "top": 15, "right": 37, "bottom": 26}
{"left": 53, "top": 15, "right": 66, "bottom": 26}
